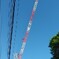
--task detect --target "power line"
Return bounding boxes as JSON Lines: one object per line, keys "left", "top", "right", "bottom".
{"left": 0, "top": 0, "right": 1, "bottom": 45}
{"left": 0, "top": 19, "right": 2, "bottom": 59}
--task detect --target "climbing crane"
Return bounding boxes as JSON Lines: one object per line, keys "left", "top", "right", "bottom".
{"left": 14, "top": 0, "right": 38, "bottom": 59}
{"left": 8, "top": 0, "right": 16, "bottom": 59}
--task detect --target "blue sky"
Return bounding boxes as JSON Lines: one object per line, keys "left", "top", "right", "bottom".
{"left": 0, "top": 0, "right": 59, "bottom": 59}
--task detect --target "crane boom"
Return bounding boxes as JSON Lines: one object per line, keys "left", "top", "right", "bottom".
{"left": 14, "top": 0, "right": 38, "bottom": 59}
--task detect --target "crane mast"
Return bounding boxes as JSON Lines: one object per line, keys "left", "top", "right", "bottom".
{"left": 8, "top": 0, "right": 16, "bottom": 59}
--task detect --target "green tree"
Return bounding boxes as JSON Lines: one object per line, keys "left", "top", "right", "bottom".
{"left": 49, "top": 32, "right": 59, "bottom": 59}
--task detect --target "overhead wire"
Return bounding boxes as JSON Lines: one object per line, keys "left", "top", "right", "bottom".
{"left": 0, "top": 0, "right": 2, "bottom": 58}
{"left": 0, "top": 5, "right": 1, "bottom": 59}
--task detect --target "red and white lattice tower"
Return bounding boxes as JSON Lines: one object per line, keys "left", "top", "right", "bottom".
{"left": 14, "top": 0, "right": 38, "bottom": 59}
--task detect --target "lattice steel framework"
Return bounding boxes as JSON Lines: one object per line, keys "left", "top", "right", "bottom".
{"left": 7, "top": 0, "right": 16, "bottom": 59}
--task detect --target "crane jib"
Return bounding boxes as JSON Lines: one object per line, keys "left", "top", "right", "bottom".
{"left": 14, "top": 0, "right": 38, "bottom": 59}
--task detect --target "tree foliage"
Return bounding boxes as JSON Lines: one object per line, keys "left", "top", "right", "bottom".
{"left": 49, "top": 32, "right": 59, "bottom": 59}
